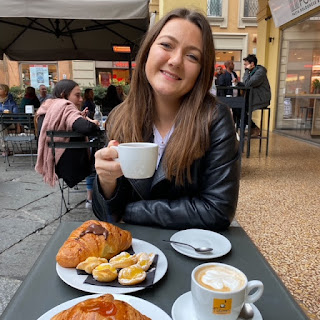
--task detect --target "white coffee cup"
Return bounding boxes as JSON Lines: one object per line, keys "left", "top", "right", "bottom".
{"left": 191, "top": 263, "right": 264, "bottom": 320}
{"left": 226, "top": 95, "right": 233, "bottom": 98}
{"left": 111, "top": 142, "right": 158, "bottom": 179}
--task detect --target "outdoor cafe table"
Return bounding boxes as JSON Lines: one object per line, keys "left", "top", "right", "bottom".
{"left": 1, "top": 222, "right": 308, "bottom": 320}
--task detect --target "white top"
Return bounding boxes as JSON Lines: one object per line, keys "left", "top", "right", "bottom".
{"left": 153, "top": 125, "right": 174, "bottom": 168}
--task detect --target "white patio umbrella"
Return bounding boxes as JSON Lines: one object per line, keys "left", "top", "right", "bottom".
{"left": 0, "top": 0, "right": 150, "bottom": 61}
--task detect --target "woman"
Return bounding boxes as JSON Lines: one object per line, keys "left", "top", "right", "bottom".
{"left": 35, "top": 79, "right": 100, "bottom": 188}
{"left": 0, "top": 84, "right": 18, "bottom": 113}
{"left": 92, "top": 8, "right": 240, "bottom": 231}
{"left": 82, "top": 88, "right": 95, "bottom": 119}
{"left": 19, "top": 86, "right": 40, "bottom": 113}
{"left": 101, "top": 85, "right": 122, "bottom": 115}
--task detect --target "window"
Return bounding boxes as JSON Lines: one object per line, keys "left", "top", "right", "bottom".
{"left": 207, "top": 0, "right": 228, "bottom": 28}
{"left": 238, "top": 0, "right": 258, "bottom": 28}
{"left": 276, "top": 12, "right": 320, "bottom": 143}
{"left": 207, "top": 0, "right": 222, "bottom": 17}
{"left": 244, "top": 0, "right": 258, "bottom": 17}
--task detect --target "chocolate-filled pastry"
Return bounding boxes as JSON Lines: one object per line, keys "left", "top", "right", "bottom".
{"left": 76, "top": 257, "right": 108, "bottom": 274}
{"left": 51, "top": 293, "right": 151, "bottom": 320}
{"left": 56, "top": 220, "right": 132, "bottom": 268}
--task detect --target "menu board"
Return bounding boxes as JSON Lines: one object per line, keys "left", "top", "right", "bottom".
{"left": 30, "top": 65, "right": 49, "bottom": 89}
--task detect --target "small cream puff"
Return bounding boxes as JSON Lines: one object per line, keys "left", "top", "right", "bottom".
{"left": 76, "top": 257, "right": 108, "bottom": 274}
{"left": 92, "top": 263, "right": 118, "bottom": 282}
{"left": 109, "top": 252, "right": 137, "bottom": 269}
{"left": 135, "top": 252, "right": 155, "bottom": 271}
{"left": 118, "top": 265, "right": 146, "bottom": 285}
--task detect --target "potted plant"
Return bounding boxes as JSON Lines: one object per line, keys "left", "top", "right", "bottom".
{"left": 312, "top": 79, "right": 320, "bottom": 94}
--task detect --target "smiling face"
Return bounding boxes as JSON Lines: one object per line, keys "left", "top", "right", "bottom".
{"left": 145, "top": 18, "right": 203, "bottom": 107}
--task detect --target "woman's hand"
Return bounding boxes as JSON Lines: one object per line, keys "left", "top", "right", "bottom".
{"left": 81, "top": 107, "right": 89, "bottom": 117}
{"left": 95, "top": 140, "right": 122, "bottom": 199}
{"left": 86, "top": 118, "right": 99, "bottom": 126}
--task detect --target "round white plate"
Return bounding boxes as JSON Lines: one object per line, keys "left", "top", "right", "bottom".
{"left": 169, "top": 229, "right": 231, "bottom": 259}
{"left": 56, "top": 238, "right": 168, "bottom": 294}
{"left": 171, "top": 291, "right": 262, "bottom": 320}
{"left": 38, "top": 293, "right": 172, "bottom": 320}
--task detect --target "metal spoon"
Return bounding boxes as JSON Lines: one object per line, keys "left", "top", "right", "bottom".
{"left": 238, "top": 303, "right": 254, "bottom": 319}
{"left": 162, "top": 240, "right": 213, "bottom": 253}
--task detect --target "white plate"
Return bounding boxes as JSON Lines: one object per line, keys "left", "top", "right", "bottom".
{"left": 38, "top": 293, "right": 171, "bottom": 320}
{"left": 171, "top": 291, "right": 262, "bottom": 320}
{"left": 56, "top": 238, "right": 168, "bottom": 294}
{"left": 169, "top": 229, "right": 231, "bottom": 259}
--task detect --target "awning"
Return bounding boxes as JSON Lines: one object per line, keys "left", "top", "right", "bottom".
{"left": 0, "top": 0, "right": 150, "bottom": 61}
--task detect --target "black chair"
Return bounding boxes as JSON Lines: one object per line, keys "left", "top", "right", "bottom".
{"left": 247, "top": 102, "right": 271, "bottom": 157}
{"left": 46, "top": 130, "right": 104, "bottom": 220}
{"left": 0, "top": 113, "right": 36, "bottom": 170}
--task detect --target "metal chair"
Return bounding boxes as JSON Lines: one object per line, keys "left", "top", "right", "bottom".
{"left": 46, "top": 130, "right": 104, "bottom": 220}
{"left": 0, "top": 113, "right": 36, "bottom": 170}
{"left": 247, "top": 107, "right": 271, "bottom": 157}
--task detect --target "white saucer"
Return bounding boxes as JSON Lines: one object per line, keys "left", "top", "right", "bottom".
{"left": 171, "top": 292, "right": 263, "bottom": 320}
{"left": 169, "top": 229, "right": 231, "bottom": 259}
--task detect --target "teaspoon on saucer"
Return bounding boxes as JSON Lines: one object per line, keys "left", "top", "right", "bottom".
{"left": 162, "top": 240, "right": 213, "bottom": 253}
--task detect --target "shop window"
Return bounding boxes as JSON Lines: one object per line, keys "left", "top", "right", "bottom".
{"left": 276, "top": 12, "right": 320, "bottom": 143}
{"left": 20, "top": 63, "right": 58, "bottom": 89}
{"left": 238, "top": 0, "right": 258, "bottom": 28}
{"left": 207, "top": 0, "right": 228, "bottom": 28}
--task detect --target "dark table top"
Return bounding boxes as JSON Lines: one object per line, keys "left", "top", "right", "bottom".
{"left": 1, "top": 222, "right": 308, "bottom": 320}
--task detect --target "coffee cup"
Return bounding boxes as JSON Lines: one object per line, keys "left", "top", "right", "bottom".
{"left": 111, "top": 142, "right": 158, "bottom": 179}
{"left": 226, "top": 95, "right": 232, "bottom": 98}
{"left": 191, "top": 263, "right": 264, "bottom": 320}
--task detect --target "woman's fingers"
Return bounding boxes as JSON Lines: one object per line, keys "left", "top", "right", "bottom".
{"left": 95, "top": 141, "right": 122, "bottom": 181}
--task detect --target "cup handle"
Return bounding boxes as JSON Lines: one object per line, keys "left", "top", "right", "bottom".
{"left": 110, "top": 146, "right": 119, "bottom": 162}
{"left": 245, "top": 280, "right": 264, "bottom": 304}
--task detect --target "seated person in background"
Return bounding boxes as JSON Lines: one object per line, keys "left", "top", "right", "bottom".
{"left": 101, "top": 85, "right": 122, "bottom": 115}
{"left": 37, "top": 85, "right": 52, "bottom": 105}
{"left": 235, "top": 54, "right": 271, "bottom": 137}
{"left": 0, "top": 84, "right": 18, "bottom": 113}
{"left": 35, "top": 79, "right": 100, "bottom": 188}
{"left": 19, "top": 86, "right": 40, "bottom": 113}
{"left": 82, "top": 88, "right": 96, "bottom": 119}
{"left": 92, "top": 8, "right": 240, "bottom": 231}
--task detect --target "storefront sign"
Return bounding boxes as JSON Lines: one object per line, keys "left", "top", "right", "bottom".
{"left": 112, "top": 61, "right": 136, "bottom": 69}
{"left": 269, "top": 0, "right": 320, "bottom": 27}
{"left": 30, "top": 65, "right": 49, "bottom": 89}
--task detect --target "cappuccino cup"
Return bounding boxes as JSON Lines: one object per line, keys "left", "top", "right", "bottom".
{"left": 111, "top": 143, "right": 158, "bottom": 179}
{"left": 191, "top": 263, "right": 264, "bottom": 320}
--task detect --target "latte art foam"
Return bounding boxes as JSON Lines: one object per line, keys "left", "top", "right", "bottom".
{"left": 196, "top": 265, "right": 246, "bottom": 292}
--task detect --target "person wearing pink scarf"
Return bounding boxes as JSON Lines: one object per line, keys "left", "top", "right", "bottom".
{"left": 35, "top": 79, "right": 99, "bottom": 187}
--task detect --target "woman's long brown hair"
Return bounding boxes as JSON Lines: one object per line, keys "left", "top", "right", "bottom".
{"left": 107, "top": 8, "right": 217, "bottom": 185}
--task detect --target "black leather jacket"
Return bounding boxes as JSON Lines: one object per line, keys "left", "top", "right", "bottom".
{"left": 92, "top": 103, "right": 240, "bottom": 231}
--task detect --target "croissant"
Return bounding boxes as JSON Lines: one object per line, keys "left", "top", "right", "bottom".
{"left": 51, "top": 294, "right": 151, "bottom": 320}
{"left": 56, "top": 220, "right": 132, "bottom": 268}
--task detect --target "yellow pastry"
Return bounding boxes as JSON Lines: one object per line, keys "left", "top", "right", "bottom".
{"left": 76, "top": 257, "right": 108, "bottom": 274}
{"left": 92, "top": 263, "right": 118, "bottom": 282}
{"left": 109, "top": 252, "right": 137, "bottom": 269}
{"left": 135, "top": 252, "right": 155, "bottom": 271}
{"left": 118, "top": 265, "right": 146, "bottom": 285}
